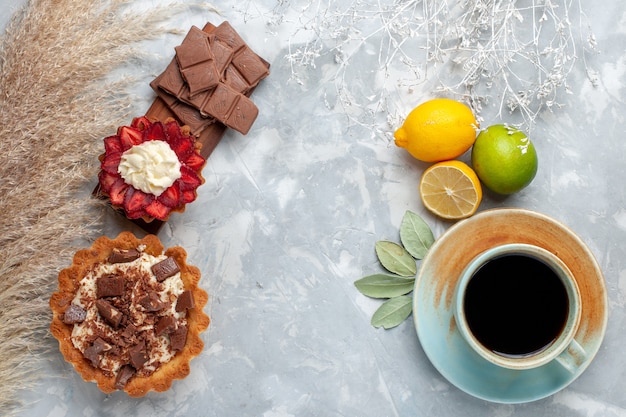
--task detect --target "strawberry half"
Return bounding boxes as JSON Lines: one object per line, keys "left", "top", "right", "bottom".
{"left": 145, "top": 200, "right": 171, "bottom": 220}
{"left": 165, "top": 120, "right": 194, "bottom": 160}
{"left": 184, "top": 152, "right": 206, "bottom": 171}
{"left": 131, "top": 116, "right": 152, "bottom": 131}
{"left": 181, "top": 189, "right": 197, "bottom": 204}
{"left": 100, "top": 152, "right": 122, "bottom": 175}
{"left": 103, "top": 135, "right": 123, "bottom": 154}
{"left": 158, "top": 184, "right": 183, "bottom": 208}
{"left": 124, "top": 188, "right": 154, "bottom": 219}
{"left": 98, "top": 171, "right": 119, "bottom": 193}
{"left": 178, "top": 166, "right": 202, "bottom": 191}
{"left": 97, "top": 116, "right": 206, "bottom": 222}
{"left": 143, "top": 121, "right": 166, "bottom": 142}
{"left": 118, "top": 126, "right": 143, "bottom": 151}
{"left": 108, "top": 177, "right": 129, "bottom": 205}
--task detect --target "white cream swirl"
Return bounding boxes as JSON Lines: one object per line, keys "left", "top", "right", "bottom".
{"left": 118, "top": 140, "right": 181, "bottom": 196}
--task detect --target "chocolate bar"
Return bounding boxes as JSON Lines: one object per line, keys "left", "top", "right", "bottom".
{"left": 151, "top": 22, "right": 269, "bottom": 135}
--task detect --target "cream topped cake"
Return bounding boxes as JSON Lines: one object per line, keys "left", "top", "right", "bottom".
{"left": 50, "top": 232, "right": 209, "bottom": 396}
{"left": 97, "top": 116, "right": 206, "bottom": 223}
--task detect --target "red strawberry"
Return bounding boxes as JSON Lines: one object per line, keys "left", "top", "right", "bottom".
{"left": 118, "top": 126, "right": 143, "bottom": 151}
{"left": 178, "top": 166, "right": 202, "bottom": 191}
{"left": 164, "top": 120, "right": 182, "bottom": 140}
{"left": 158, "top": 184, "right": 182, "bottom": 208}
{"left": 181, "top": 189, "right": 197, "bottom": 204}
{"left": 143, "top": 121, "right": 166, "bottom": 142}
{"left": 98, "top": 171, "right": 118, "bottom": 193}
{"left": 165, "top": 121, "right": 194, "bottom": 159}
{"left": 183, "top": 152, "right": 206, "bottom": 171}
{"left": 108, "top": 177, "right": 129, "bottom": 205}
{"left": 103, "top": 135, "right": 123, "bottom": 154}
{"left": 124, "top": 187, "right": 153, "bottom": 217}
{"left": 145, "top": 200, "right": 171, "bottom": 220}
{"left": 131, "top": 116, "right": 152, "bottom": 131}
{"left": 101, "top": 152, "right": 122, "bottom": 175}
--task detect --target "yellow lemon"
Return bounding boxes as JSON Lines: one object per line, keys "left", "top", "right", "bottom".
{"left": 471, "top": 124, "right": 538, "bottom": 195}
{"left": 419, "top": 160, "right": 482, "bottom": 220}
{"left": 394, "top": 98, "right": 478, "bottom": 162}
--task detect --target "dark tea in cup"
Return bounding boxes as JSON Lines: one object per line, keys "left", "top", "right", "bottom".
{"left": 454, "top": 243, "right": 585, "bottom": 372}
{"left": 463, "top": 253, "right": 569, "bottom": 358}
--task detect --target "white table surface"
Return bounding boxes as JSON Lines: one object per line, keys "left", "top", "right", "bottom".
{"left": 3, "top": 0, "right": 626, "bottom": 416}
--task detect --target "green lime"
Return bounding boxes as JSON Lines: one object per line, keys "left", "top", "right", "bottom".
{"left": 470, "top": 124, "right": 538, "bottom": 195}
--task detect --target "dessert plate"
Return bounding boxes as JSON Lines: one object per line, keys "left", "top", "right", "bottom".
{"left": 413, "top": 208, "right": 608, "bottom": 404}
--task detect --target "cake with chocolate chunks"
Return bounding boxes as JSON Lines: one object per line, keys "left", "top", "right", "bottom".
{"left": 50, "top": 232, "right": 209, "bottom": 396}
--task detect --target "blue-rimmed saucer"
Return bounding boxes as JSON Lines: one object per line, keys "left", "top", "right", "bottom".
{"left": 413, "top": 208, "right": 607, "bottom": 404}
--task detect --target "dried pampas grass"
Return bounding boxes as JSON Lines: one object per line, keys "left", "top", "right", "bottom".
{"left": 0, "top": 0, "right": 196, "bottom": 413}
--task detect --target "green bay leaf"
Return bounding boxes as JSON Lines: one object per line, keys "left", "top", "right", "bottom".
{"left": 375, "top": 240, "right": 416, "bottom": 276}
{"left": 400, "top": 210, "right": 435, "bottom": 260}
{"left": 370, "top": 295, "right": 413, "bottom": 329}
{"left": 354, "top": 274, "right": 415, "bottom": 298}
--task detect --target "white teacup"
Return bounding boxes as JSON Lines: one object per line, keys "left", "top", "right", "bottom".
{"left": 454, "top": 243, "right": 586, "bottom": 372}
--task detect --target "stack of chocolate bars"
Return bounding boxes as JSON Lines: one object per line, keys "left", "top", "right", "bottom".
{"left": 147, "top": 21, "right": 270, "bottom": 160}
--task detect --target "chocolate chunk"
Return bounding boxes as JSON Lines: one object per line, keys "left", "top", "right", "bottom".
{"left": 120, "top": 323, "right": 138, "bottom": 345}
{"left": 151, "top": 257, "right": 180, "bottom": 282}
{"left": 155, "top": 315, "right": 177, "bottom": 336}
{"left": 169, "top": 325, "right": 188, "bottom": 351}
{"left": 175, "top": 290, "right": 195, "bottom": 312}
{"left": 107, "top": 248, "right": 141, "bottom": 264}
{"left": 84, "top": 346, "right": 99, "bottom": 367}
{"left": 96, "top": 299, "right": 123, "bottom": 329}
{"left": 121, "top": 323, "right": 137, "bottom": 338}
{"left": 137, "top": 291, "right": 165, "bottom": 312}
{"left": 63, "top": 304, "right": 86, "bottom": 324}
{"left": 83, "top": 337, "right": 111, "bottom": 367}
{"left": 94, "top": 337, "right": 112, "bottom": 351}
{"left": 114, "top": 364, "right": 136, "bottom": 390}
{"left": 129, "top": 340, "right": 148, "bottom": 369}
{"left": 96, "top": 274, "right": 125, "bottom": 298}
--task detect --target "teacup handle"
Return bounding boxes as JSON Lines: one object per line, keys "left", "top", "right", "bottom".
{"left": 555, "top": 339, "right": 586, "bottom": 373}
